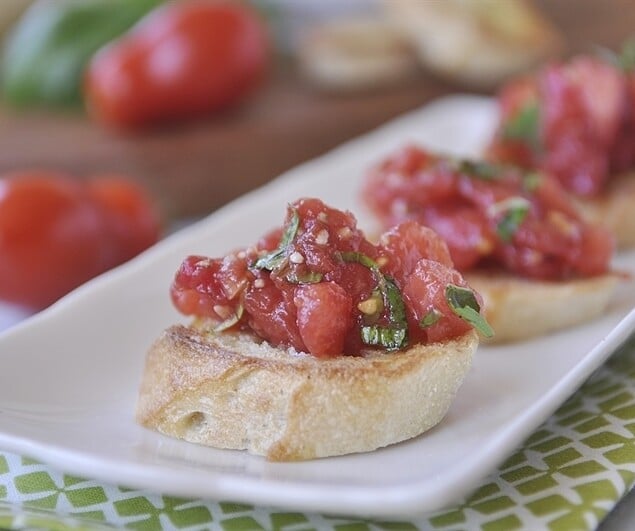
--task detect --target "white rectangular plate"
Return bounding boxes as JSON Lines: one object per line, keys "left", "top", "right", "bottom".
{"left": 0, "top": 96, "right": 634, "bottom": 519}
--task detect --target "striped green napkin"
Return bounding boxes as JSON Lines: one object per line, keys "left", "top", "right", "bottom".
{"left": 1, "top": 335, "right": 635, "bottom": 531}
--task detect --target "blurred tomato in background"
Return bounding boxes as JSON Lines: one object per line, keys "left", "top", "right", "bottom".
{"left": 1, "top": 0, "right": 270, "bottom": 127}
{"left": 0, "top": 0, "right": 633, "bottom": 317}
{"left": 0, "top": 0, "right": 272, "bottom": 311}
{"left": 85, "top": 1, "right": 270, "bottom": 128}
{"left": 0, "top": 172, "right": 160, "bottom": 310}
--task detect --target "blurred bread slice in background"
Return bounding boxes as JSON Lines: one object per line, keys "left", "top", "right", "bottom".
{"left": 573, "top": 172, "right": 635, "bottom": 249}
{"left": 382, "top": 0, "right": 563, "bottom": 88}
{"left": 297, "top": 16, "right": 420, "bottom": 92}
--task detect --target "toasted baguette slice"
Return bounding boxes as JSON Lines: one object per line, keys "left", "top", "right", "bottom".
{"left": 466, "top": 272, "right": 619, "bottom": 343}
{"left": 382, "top": 0, "right": 562, "bottom": 88}
{"left": 573, "top": 172, "right": 635, "bottom": 249}
{"left": 297, "top": 17, "right": 420, "bottom": 92}
{"left": 136, "top": 325, "right": 478, "bottom": 461}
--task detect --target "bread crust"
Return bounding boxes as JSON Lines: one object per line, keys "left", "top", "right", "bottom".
{"left": 574, "top": 172, "right": 635, "bottom": 249}
{"left": 466, "top": 272, "right": 619, "bottom": 343}
{"left": 298, "top": 17, "right": 419, "bottom": 92}
{"left": 382, "top": 0, "right": 562, "bottom": 88}
{"left": 136, "top": 325, "right": 477, "bottom": 461}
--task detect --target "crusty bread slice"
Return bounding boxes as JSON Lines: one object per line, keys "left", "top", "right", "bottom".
{"left": 136, "top": 325, "right": 478, "bottom": 461}
{"left": 466, "top": 272, "right": 619, "bottom": 343}
{"left": 574, "top": 172, "right": 635, "bottom": 249}
{"left": 382, "top": 0, "right": 562, "bottom": 88}
{"left": 297, "top": 17, "right": 419, "bottom": 92}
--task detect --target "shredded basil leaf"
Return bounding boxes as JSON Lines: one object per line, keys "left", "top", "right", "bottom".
{"left": 458, "top": 160, "right": 503, "bottom": 181}
{"left": 497, "top": 207, "right": 530, "bottom": 242}
{"left": 338, "top": 251, "right": 379, "bottom": 270}
{"left": 523, "top": 172, "right": 542, "bottom": 192}
{"left": 381, "top": 275, "right": 407, "bottom": 325}
{"left": 445, "top": 285, "right": 494, "bottom": 338}
{"left": 503, "top": 103, "right": 540, "bottom": 147}
{"left": 489, "top": 196, "right": 531, "bottom": 242}
{"left": 253, "top": 207, "right": 300, "bottom": 271}
{"left": 419, "top": 308, "right": 442, "bottom": 328}
{"left": 339, "top": 251, "right": 408, "bottom": 350}
{"left": 213, "top": 304, "right": 244, "bottom": 332}
{"left": 361, "top": 325, "right": 407, "bottom": 351}
{"left": 285, "top": 270, "right": 323, "bottom": 284}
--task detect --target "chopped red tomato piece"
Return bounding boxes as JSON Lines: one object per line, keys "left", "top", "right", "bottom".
{"left": 170, "top": 198, "right": 488, "bottom": 357}
{"left": 295, "top": 282, "right": 352, "bottom": 357}
{"left": 362, "top": 146, "right": 613, "bottom": 280}
{"left": 403, "top": 260, "right": 473, "bottom": 344}
{"left": 488, "top": 54, "right": 635, "bottom": 196}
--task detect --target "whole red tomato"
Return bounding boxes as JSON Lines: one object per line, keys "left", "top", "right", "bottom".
{"left": 88, "top": 177, "right": 161, "bottom": 265}
{"left": 0, "top": 172, "right": 160, "bottom": 310}
{"left": 85, "top": 0, "right": 269, "bottom": 128}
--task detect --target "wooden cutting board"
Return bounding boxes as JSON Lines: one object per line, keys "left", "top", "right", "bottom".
{"left": 0, "top": 69, "right": 458, "bottom": 220}
{"left": 0, "top": 0, "right": 632, "bottom": 220}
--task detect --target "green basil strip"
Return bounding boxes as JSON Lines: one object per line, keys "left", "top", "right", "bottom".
{"left": 419, "top": 308, "right": 442, "bottom": 328}
{"left": 338, "top": 251, "right": 379, "bottom": 270}
{"left": 445, "top": 285, "right": 494, "bottom": 338}
{"left": 523, "top": 172, "right": 543, "bottom": 192}
{"left": 361, "top": 326, "right": 407, "bottom": 351}
{"left": 339, "top": 251, "right": 408, "bottom": 350}
{"left": 381, "top": 275, "right": 407, "bottom": 325}
{"left": 503, "top": 103, "right": 540, "bottom": 147}
{"left": 458, "top": 160, "right": 503, "bottom": 181}
{"left": 285, "top": 270, "right": 323, "bottom": 284}
{"left": 213, "top": 304, "right": 244, "bottom": 333}
{"left": 489, "top": 196, "right": 531, "bottom": 242}
{"left": 253, "top": 208, "right": 300, "bottom": 271}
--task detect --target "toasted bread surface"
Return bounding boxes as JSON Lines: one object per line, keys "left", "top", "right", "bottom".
{"left": 574, "top": 172, "right": 635, "bottom": 249}
{"left": 298, "top": 17, "right": 419, "bottom": 92}
{"left": 382, "top": 0, "right": 562, "bottom": 87}
{"left": 466, "top": 272, "right": 619, "bottom": 343}
{"left": 136, "top": 326, "right": 477, "bottom": 461}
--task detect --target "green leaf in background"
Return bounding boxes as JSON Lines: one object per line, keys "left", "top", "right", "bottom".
{"left": 1, "top": 0, "right": 162, "bottom": 108}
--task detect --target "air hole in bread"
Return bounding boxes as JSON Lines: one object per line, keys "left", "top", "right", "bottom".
{"left": 184, "top": 411, "right": 207, "bottom": 432}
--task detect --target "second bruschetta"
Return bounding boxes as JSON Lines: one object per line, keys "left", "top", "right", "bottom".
{"left": 362, "top": 146, "right": 619, "bottom": 342}
{"left": 487, "top": 48, "right": 635, "bottom": 247}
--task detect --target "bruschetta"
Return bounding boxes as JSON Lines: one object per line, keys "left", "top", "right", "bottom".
{"left": 362, "top": 146, "right": 619, "bottom": 342}
{"left": 487, "top": 48, "right": 635, "bottom": 247}
{"left": 137, "top": 198, "right": 487, "bottom": 460}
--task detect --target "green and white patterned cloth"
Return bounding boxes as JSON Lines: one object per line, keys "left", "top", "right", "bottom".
{"left": 1, "top": 335, "right": 635, "bottom": 531}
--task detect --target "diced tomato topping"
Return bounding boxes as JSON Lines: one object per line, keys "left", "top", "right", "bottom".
{"left": 243, "top": 278, "right": 306, "bottom": 352}
{"left": 170, "top": 198, "right": 482, "bottom": 357}
{"left": 170, "top": 256, "right": 233, "bottom": 319}
{"left": 488, "top": 55, "right": 635, "bottom": 196}
{"left": 403, "top": 260, "right": 473, "bottom": 344}
{"left": 294, "top": 282, "right": 352, "bottom": 357}
{"left": 380, "top": 221, "right": 454, "bottom": 273}
{"left": 362, "top": 146, "right": 613, "bottom": 280}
